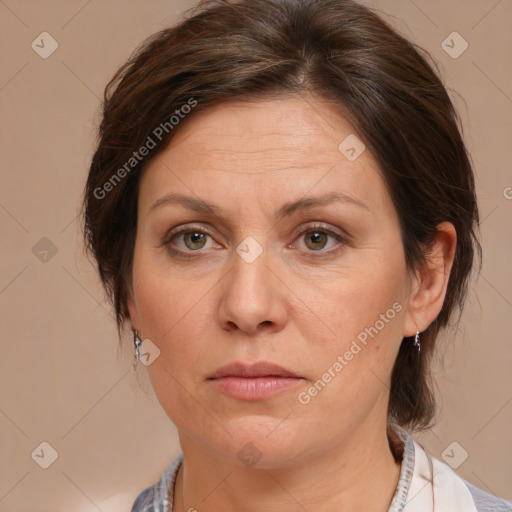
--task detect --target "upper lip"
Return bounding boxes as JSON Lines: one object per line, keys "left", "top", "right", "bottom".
{"left": 208, "top": 361, "right": 301, "bottom": 379}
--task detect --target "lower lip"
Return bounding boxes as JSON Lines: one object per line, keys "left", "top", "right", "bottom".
{"left": 210, "top": 376, "right": 303, "bottom": 400}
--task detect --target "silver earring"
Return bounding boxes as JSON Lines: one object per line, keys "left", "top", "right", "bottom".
{"left": 133, "top": 330, "right": 142, "bottom": 361}
{"left": 414, "top": 331, "right": 421, "bottom": 353}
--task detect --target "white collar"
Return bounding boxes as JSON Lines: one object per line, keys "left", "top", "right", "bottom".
{"left": 406, "top": 439, "right": 478, "bottom": 511}
{"left": 388, "top": 423, "right": 478, "bottom": 512}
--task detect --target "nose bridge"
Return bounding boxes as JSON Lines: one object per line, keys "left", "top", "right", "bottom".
{"left": 219, "top": 235, "right": 285, "bottom": 333}
{"left": 231, "top": 235, "right": 271, "bottom": 306}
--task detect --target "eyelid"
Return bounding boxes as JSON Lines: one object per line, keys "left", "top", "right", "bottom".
{"left": 163, "top": 222, "right": 215, "bottom": 240}
{"left": 292, "top": 221, "right": 346, "bottom": 240}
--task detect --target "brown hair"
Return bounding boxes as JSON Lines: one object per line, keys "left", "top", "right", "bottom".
{"left": 82, "top": 0, "right": 481, "bottom": 430}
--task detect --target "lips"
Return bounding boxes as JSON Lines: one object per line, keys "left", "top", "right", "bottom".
{"left": 208, "top": 362, "right": 304, "bottom": 400}
{"left": 208, "top": 361, "right": 301, "bottom": 380}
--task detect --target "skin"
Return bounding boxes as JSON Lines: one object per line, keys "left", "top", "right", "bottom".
{"left": 127, "top": 95, "right": 456, "bottom": 512}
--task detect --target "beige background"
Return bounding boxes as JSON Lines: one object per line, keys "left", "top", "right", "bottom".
{"left": 1, "top": 0, "right": 511, "bottom": 510}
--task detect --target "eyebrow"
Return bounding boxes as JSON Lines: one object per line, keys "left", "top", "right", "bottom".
{"left": 148, "top": 191, "right": 369, "bottom": 218}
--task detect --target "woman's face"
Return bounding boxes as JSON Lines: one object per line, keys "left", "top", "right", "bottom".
{"left": 128, "top": 96, "right": 418, "bottom": 467}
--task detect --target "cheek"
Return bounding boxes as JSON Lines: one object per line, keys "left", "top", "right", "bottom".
{"left": 134, "top": 264, "right": 213, "bottom": 424}
{"left": 133, "top": 244, "right": 207, "bottom": 338}
{"left": 294, "top": 283, "right": 404, "bottom": 437}
{"left": 302, "top": 255, "right": 405, "bottom": 341}
{"left": 296, "top": 251, "right": 406, "bottom": 390}
{"left": 131, "top": 253, "right": 195, "bottom": 385}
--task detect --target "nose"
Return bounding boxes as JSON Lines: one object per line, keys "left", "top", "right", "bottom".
{"left": 218, "top": 243, "right": 289, "bottom": 336}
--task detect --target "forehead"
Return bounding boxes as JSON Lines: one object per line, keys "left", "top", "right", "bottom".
{"left": 138, "top": 96, "right": 389, "bottom": 216}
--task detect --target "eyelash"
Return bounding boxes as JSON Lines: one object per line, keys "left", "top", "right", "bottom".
{"left": 161, "top": 223, "right": 346, "bottom": 260}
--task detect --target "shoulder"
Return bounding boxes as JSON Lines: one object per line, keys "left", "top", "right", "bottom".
{"left": 130, "top": 454, "right": 183, "bottom": 512}
{"left": 463, "top": 480, "right": 512, "bottom": 512}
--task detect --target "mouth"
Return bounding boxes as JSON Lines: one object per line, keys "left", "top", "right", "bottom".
{"left": 207, "top": 361, "right": 304, "bottom": 400}
{"left": 208, "top": 361, "right": 301, "bottom": 379}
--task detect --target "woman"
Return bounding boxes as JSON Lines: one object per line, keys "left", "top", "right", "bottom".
{"left": 82, "top": 0, "right": 511, "bottom": 510}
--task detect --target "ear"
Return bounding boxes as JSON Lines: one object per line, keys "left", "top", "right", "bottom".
{"left": 403, "top": 222, "right": 457, "bottom": 337}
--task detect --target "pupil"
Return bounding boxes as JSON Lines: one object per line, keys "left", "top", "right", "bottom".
{"left": 188, "top": 232, "right": 204, "bottom": 248}
{"left": 308, "top": 231, "right": 325, "bottom": 249}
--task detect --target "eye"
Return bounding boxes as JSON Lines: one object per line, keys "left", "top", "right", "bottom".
{"left": 161, "top": 222, "right": 346, "bottom": 259}
{"left": 162, "top": 225, "right": 218, "bottom": 257}
{"left": 294, "top": 223, "right": 346, "bottom": 257}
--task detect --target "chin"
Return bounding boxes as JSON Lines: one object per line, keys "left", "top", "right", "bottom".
{"left": 202, "top": 416, "right": 311, "bottom": 468}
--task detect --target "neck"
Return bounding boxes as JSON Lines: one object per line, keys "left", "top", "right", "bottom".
{"left": 172, "top": 421, "right": 402, "bottom": 512}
